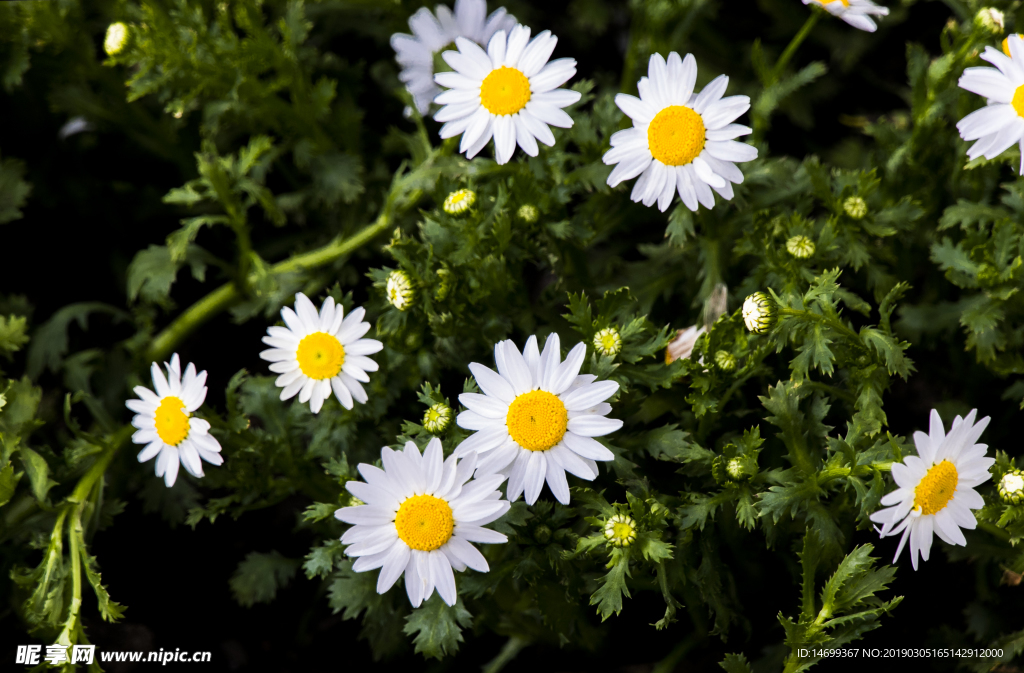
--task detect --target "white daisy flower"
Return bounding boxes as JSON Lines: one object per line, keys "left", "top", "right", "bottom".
{"left": 260, "top": 292, "right": 383, "bottom": 414}
{"left": 665, "top": 325, "right": 705, "bottom": 364}
{"left": 391, "top": 0, "right": 517, "bottom": 115}
{"left": 957, "top": 36, "right": 1024, "bottom": 175}
{"left": 869, "top": 409, "right": 995, "bottom": 570}
{"left": 603, "top": 52, "right": 757, "bottom": 213}
{"left": 336, "top": 438, "right": 509, "bottom": 607}
{"left": 126, "top": 353, "right": 223, "bottom": 488}
{"left": 433, "top": 24, "right": 582, "bottom": 165}
{"left": 455, "top": 334, "right": 623, "bottom": 505}
{"left": 802, "top": 0, "right": 889, "bottom": 33}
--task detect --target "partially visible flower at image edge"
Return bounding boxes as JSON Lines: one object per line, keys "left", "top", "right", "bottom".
{"left": 869, "top": 409, "right": 995, "bottom": 570}
{"left": 260, "top": 292, "right": 383, "bottom": 414}
{"left": 433, "top": 24, "right": 582, "bottom": 165}
{"left": 957, "top": 34, "right": 1024, "bottom": 175}
{"left": 125, "top": 353, "right": 223, "bottom": 488}
{"left": 455, "top": 333, "right": 622, "bottom": 505}
{"left": 336, "top": 439, "right": 509, "bottom": 607}
{"left": 603, "top": 52, "right": 756, "bottom": 213}
{"left": 391, "top": 0, "right": 516, "bottom": 115}
{"left": 802, "top": 0, "right": 889, "bottom": 33}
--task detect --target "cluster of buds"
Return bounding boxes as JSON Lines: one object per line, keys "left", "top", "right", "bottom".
{"left": 593, "top": 326, "right": 622, "bottom": 357}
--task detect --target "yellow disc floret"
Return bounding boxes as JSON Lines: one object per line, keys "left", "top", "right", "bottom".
{"left": 395, "top": 494, "right": 455, "bottom": 551}
{"left": 506, "top": 390, "right": 568, "bottom": 451}
{"left": 1012, "top": 84, "right": 1024, "bottom": 118}
{"left": 296, "top": 332, "right": 345, "bottom": 380}
{"left": 647, "top": 105, "right": 706, "bottom": 166}
{"left": 154, "top": 396, "right": 190, "bottom": 446}
{"left": 480, "top": 66, "right": 532, "bottom": 116}
{"left": 1002, "top": 34, "right": 1024, "bottom": 57}
{"left": 603, "top": 514, "right": 637, "bottom": 547}
{"left": 913, "top": 460, "right": 959, "bottom": 516}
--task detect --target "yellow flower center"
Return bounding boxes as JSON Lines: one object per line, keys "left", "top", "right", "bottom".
{"left": 480, "top": 66, "right": 532, "bottom": 116}
{"left": 1012, "top": 84, "right": 1024, "bottom": 118}
{"left": 818, "top": 0, "right": 850, "bottom": 5}
{"left": 913, "top": 460, "right": 959, "bottom": 516}
{"left": 612, "top": 522, "right": 633, "bottom": 539}
{"left": 647, "top": 105, "right": 706, "bottom": 166}
{"left": 395, "top": 494, "right": 454, "bottom": 551}
{"left": 296, "top": 332, "right": 345, "bottom": 380}
{"left": 506, "top": 390, "right": 568, "bottom": 451}
{"left": 154, "top": 396, "right": 190, "bottom": 446}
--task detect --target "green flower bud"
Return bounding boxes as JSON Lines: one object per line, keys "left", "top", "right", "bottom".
{"left": 533, "top": 524, "right": 552, "bottom": 544}
{"left": 517, "top": 204, "right": 539, "bottom": 223}
{"left": 975, "top": 8, "right": 1005, "bottom": 35}
{"left": 998, "top": 469, "right": 1024, "bottom": 505}
{"left": 786, "top": 235, "right": 815, "bottom": 259}
{"left": 843, "top": 196, "right": 868, "bottom": 220}
{"left": 714, "top": 350, "right": 736, "bottom": 371}
{"left": 422, "top": 403, "right": 452, "bottom": 434}
{"left": 603, "top": 514, "right": 637, "bottom": 548}
{"left": 443, "top": 188, "right": 476, "bottom": 215}
{"left": 104, "top": 22, "right": 130, "bottom": 56}
{"left": 742, "top": 292, "right": 777, "bottom": 334}
{"left": 593, "top": 327, "right": 622, "bottom": 356}
{"left": 386, "top": 270, "right": 415, "bottom": 311}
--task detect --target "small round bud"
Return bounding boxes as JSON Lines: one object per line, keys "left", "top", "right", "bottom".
{"left": 726, "top": 457, "right": 757, "bottom": 481}
{"left": 593, "top": 327, "right": 622, "bottom": 357}
{"left": 843, "top": 196, "right": 868, "bottom": 220}
{"left": 742, "top": 292, "right": 778, "bottom": 335}
{"left": 104, "top": 22, "right": 129, "bottom": 56}
{"left": 975, "top": 8, "right": 1005, "bottom": 35}
{"left": 386, "top": 270, "right": 415, "bottom": 311}
{"left": 603, "top": 514, "right": 637, "bottom": 548}
{"left": 422, "top": 403, "right": 452, "bottom": 434}
{"left": 665, "top": 325, "right": 705, "bottom": 364}
{"left": 435, "top": 267, "right": 452, "bottom": 301}
{"left": 714, "top": 350, "right": 736, "bottom": 371}
{"left": 517, "top": 204, "right": 539, "bottom": 223}
{"left": 443, "top": 188, "right": 475, "bottom": 215}
{"left": 998, "top": 469, "right": 1024, "bottom": 505}
{"left": 786, "top": 235, "right": 815, "bottom": 259}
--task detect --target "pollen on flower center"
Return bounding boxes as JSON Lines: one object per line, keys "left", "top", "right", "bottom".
{"left": 647, "top": 105, "right": 706, "bottom": 166}
{"left": 1012, "top": 84, "right": 1024, "bottom": 118}
{"left": 154, "top": 396, "right": 190, "bottom": 446}
{"left": 480, "top": 66, "right": 532, "bottom": 116}
{"left": 819, "top": 0, "right": 851, "bottom": 6}
{"left": 913, "top": 460, "right": 959, "bottom": 516}
{"left": 296, "top": 332, "right": 345, "bottom": 380}
{"left": 506, "top": 390, "right": 568, "bottom": 451}
{"left": 395, "top": 494, "right": 454, "bottom": 551}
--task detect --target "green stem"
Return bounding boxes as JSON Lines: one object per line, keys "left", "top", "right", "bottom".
{"left": 978, "top": 521, "right": 1012, "bottom": 542}
{"left": 771, "top": 12, "right": 819, "bottom": 82}
{"left": 481, "top": 636, "right": 529, "bottom": 673}
{"left": 146, "top": 214, "right": 391, "bottom": 363}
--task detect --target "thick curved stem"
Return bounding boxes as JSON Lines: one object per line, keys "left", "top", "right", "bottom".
{"left": 146, "top": 214, "right": 391, "bottom": 363}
